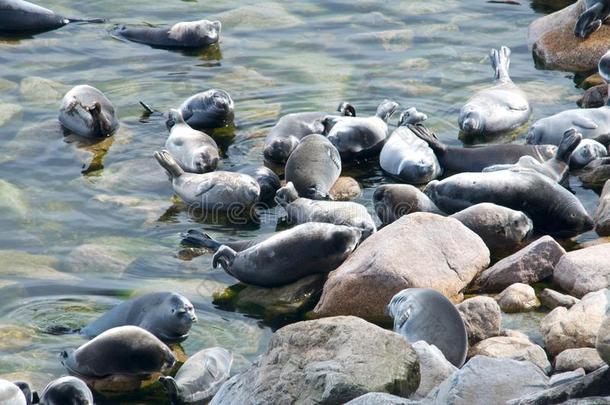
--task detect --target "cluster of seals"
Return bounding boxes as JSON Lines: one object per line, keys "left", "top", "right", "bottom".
{"left": 574, "top": 0, "right": 610, "bottom": 38}
{"left": 58, "top": 85, "right": 120, "bottom": 138}
{"left": 458, "top": 46, "right": 531, "bottom": 136}
{"left": 116, "top": 20, "right": 221, "bottom": 49}
{"left": 263, "top": 112, "right": 327, "bottom": 164}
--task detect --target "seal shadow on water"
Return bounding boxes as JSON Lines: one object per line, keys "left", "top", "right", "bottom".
{"left": 62, "top": 132, "right": 115, "bottom": 175}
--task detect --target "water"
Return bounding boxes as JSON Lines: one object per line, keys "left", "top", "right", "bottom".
{"left": 0, "top": 0, "right": 598, "bottom": 402}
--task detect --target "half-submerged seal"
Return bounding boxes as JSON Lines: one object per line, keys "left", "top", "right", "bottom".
{"left": 180, "top": 89, "right": 234, "bottom": 130}
{"left": 0, "top": 379, "right": 26, "bottom": 405}
{"left": 38, "top": 376, "right": 93, "bottom": 405}
{"left": 116, "top": 20, "right": 221, "bottom": 48}
{"left": 59, "top": 85, "right": 119, "bottom": 138}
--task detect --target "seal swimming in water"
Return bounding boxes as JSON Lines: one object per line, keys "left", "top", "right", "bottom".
{"left": 379, "top": 109, "right": 441, "bottom": 184}
{"left": 387, "top": 288, "right": 468, "bottom": 367}
{"left": 574, "top": 0, "right": 610, "bottom": 39}
{"left": 409, "top": 124, "right": 556, "bottom": 174}
{"left": 159, "top": 347, "right": 233, "bottom": 405}
{"left": 284, "top": 134, "right": 341, "bottom": 200}
{"left": 458, "top": 46, "right": 531, "bottom": 136}
{"left": 322, "top": 100, "right": 398, "bottom": 160}
{"left": 275, "top": 182, "right": 376, "bottom": 238}
{"left": 373, "top": 184, "right": 443, "bottom": 225}
{"left": 58, "top": 85, "right": 119, "bottom": 138}
{"left": 165, "top": 109, "right": 219, "bottom": 173}
{"left": 154, "top": 150, "right": 260, "bottom": 209}
{"left": 570, "top": 139, "right": 608, "bottom": 169}
{"left": 0, "top": 0, "right": 103, "bottom": 35}
{"left": 61, "top": 325, "right": 176, "bottom": 378}
{"left": 38, "top": 377, "right": 93, "bottom": 405}
{"left": 116, "top": 20, "right": 221, "bottom": 49}
{"left": 0, "top": 379, "right": 26, "bottom": 405}
{"left": 212, "top": 222, "right": 361, "bottom": 287}
{"left": 179, "top": 89, "right": 234, "bottom": 130}
{"left": 82, "top": 292, "right": 197, "bottom": 343}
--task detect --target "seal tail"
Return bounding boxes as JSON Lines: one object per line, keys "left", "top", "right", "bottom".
{"left": 181, "top": 229, "right": 222, "bottom": 251}
{"left": 337, "top": 101, "right": 356, "bottom": 117}
{"left": 375, "top": 100, "right": 399, "bottom": 121}
{"left": 212, "top": 245, "right": 237, "bottom": 273}
{"left": 159, "top": 376, "right": 180, "bottom": 405}
{"left": 154, "top": 150, "right": 184, "bottom": 179}
{"left": 490, "top": 46, "right": 511, "bottom": 82}
{"left": 407, "top": 124, "right": 447, "bottom": 153}
{"left": 556, "top": 128, "right": 583, "bottom": 164}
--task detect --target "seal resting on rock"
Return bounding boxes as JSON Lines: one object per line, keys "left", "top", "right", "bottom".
{"left": 570, "top": 138, "right": 608, "bottom": 169}
{"left": 59, "top": 85, "right": 119, "bottom": 138}
{"left": 574, "top": 0, "right": 610, "bottom": 38}
{"left": 373, "top": 184, "right": 443, "bottom": 225}
{"left": 116, "top": 20, "right": 221, "bottom": 49}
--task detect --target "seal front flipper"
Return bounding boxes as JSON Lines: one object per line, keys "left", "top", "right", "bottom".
{"left": 154, "top": 150, "right": 184, "bottom": 178}
{"left": 407, "top": 123, "right": 447, "bottom": 154}
{"left": 375, "top": 100, "right": 399, "bottom": 121}
{"left": 181, "top": 229, "right": 222, "bottom": 250}
{"left": 337, "top": 101, "right": 356, "bottom": 117}
{"left": 212, "top": 246, "right": 237, "bottom": 275}
{"left": 572, "top": 116, "right": 600, "bottom": 130}
{"left": 556, "top": 128, "right": 583, "bottom": 164}
{"left": 398, "top": 107, "right": 427, "bottom": 126}
{"left": 575, "top": 2, "right": 605, "bottom": 38}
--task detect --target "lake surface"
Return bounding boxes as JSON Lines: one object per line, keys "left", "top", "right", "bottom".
{"left": 0, "top": 0, "right": 599, "bottom": 403}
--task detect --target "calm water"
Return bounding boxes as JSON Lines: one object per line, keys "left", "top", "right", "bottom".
{"left": 0, "top": 0, "right": 598, "bottom": 403}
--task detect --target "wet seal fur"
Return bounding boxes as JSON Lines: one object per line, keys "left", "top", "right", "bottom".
{"left": 116, "top": 20, "right": 221, "bottom": 49}
{"left": 38, "top": 376, "right": 93, "bottom": 405}
{"left": 59, "top": 85, "right": 119, "bottom": 138}
{"left": 180, "top": 89, "right": 234, "bottom": 130}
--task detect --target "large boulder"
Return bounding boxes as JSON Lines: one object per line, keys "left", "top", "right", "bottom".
{"left": 210, "top": 316, "right": 420, "bottom": 404}
{"left": 579, "top": 158, "right": 610, "bottom": 187}
{"left": 554, "top": 348, "right": 605, "bottom": 373}
{"left": 456, "top": 296, "right": 502, "bottom": 345}
{"left": 469, "top": 336, "right": 552, "bottom": 374}
{"left": 426, "top": 356, "right": 549, "bottom": 405}
{"left": 554, "top": 244, "right": 610, "bottom": 298}
{"left": 541, "top": 289, "right": 610, "bottom": 356}
{"left": 596, "top": 315, "right": 610, "bottom": 365}
{"left": 411, "top": 341, "right": 457, "bottom": 399}
{"left": 313, "top": 213, "right": 490, "bottom": 322}
{"left": 345, "top": 392, "right": 415, "bottom": 404}
{"left": 496, "top": 283, "right": 540, "bottom": 313}
{"left": 528, "top": 0, "right": 610, "bottom": 72}
{"left": 595, "top": 180, "right": 610, "bottom": 236}
{"left": 472, "top": 236, "right": 565, "bottom": 293}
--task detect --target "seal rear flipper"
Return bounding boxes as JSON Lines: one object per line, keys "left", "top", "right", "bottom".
{"left": 398, "top": 107, "right": 427, "bottom": 126}
{"left": 181, "top": 229, "right": 222, "bottom": 250}
{"left": 375, "top": 100, "right": 399, "bottom": 121}
{"left": 159, "top": 376, "right": 181, "bottom": 405}
{"left": 556, "top": 128, "right": 583, "bottom": 164}
{"left": 574, "top": 3, "right": 604, "bottom": 38}
{"left": 154, "top": 150, "right": 184, "bottom": 179}
{"left": 337, "top": 101, "right": 356, "bottom": 117}
{"left": 490, "top": 46, "right": 511, "bottom": 82}
{"left": 212, "top": 245, "right": 237, "bottom": 273}
{"left": 139, "top": 101, "right": 165, "bottom": 118}
{"left": 407, "top": 124, "right": 447, "bottom": 153}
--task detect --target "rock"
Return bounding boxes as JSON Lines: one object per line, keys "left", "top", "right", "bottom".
{"left": 539, "top": 288, "right": 580, "bottom": 310}
{"left": 411, "top": 341, "right": 457, "bottom": 399}
{"left": 528, "top": 0, "right": 610, "bottom": 72}
{"left": 555, "top": 348, "right": 605, "bottom": 373}
{"left": 426, "top": 356, "right": 549, "bottom": 405}
{"left": 581, "top": 74, "right": 605, "bottom": 89}
{"left": 596, "top": 315, "right": 610, "bottom": 365}
{"left": 329, "top": 177, "right": 361, "bottom": 201}
{"left": 214, "top": 2, "right": 303, "bottom": 30}
{"left": 0, "top": 103, "right": 22, "bottom": 127}
{"left": 456, "top": 296, "right": 502, "bottom": 345}
{"left": 595, "top": 180, "right": 610, "bottom": 236}
{"left": 19, "top": 76, "right": 66, "bottom": 105}
{"left": 472, "top": 236, "right": 565, "bottom": 293}
{"left": 0, "top": 250, "right": 77, "bottom": 282}
{"left": 0, "top": 180, "right": 28, "bottom": 220}
{"left": 554, "top": 244, "right": 610, "bottom": 298}
{"left": 549, "top": 368, "right": 586, "bottom": 387}
{"left": 349, "top": 29, "right": 413, "bottom": 52}
{"left": 578, "top": 84, "right": 608, "bottom": 108}
{"left": 496, "top": 283, "right": 540, "bottom": 313}
{"left": 345, "top": 392, "right": 415, "bottom": 404}
{"left": 541, "top": 289, "right": 610, "bottom": 356}
{"left": 210, "top": 316, "right": 420, "bottom": 404}
{"left": 469, "top": 336, "right": 552, "bottom": 374}
{"left": 313, "top": 213, "right": 490, "bottom": 322}
{"left": 580, "top": 158, "right": 610, "bottom": 187}
{"left": 508, "top": 366, "right": 610, "bottom": 404}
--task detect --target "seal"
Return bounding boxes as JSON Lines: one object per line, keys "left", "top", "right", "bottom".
{"left": 37, "top": 376, "right": 93, "bottom": 405}
{"left": 0, "top": 379, "right": 26, "bottom": 405}
{"left": 181, "top": 229, "right": 265, "bottom": 252}
{"left": 323, "top": 100, "right": 398, "bottom": 160}
{"left": 61, "top": 325, "right": 176, "bottom": 378}
{"left": 116, "top": 20, "right": 221, "bottom": 49}
{"left": 0, "top": 0, "right": 103, "bottom": 35}
{"left": 387, "top": 288, "right": 468, "bottom": 367}
{"left": 179, "top": 89, "right": 234, "bottom": 130}
{"left": 574, "top": 0, "right": 610, "bottom": 38}
{"left": 379, "top": 111, "right": 441, "bottom": 184}
{"left": 154, "top": 150, "right": 260, "bottom": 209}
{"left": 570, "top": 138, "right": 608, "bottom": 169}
{"left": 237, "top": 166, "right": 281, "bottom": 203}
{"left": 81, "top": 292, "right": 197, "bottom": 343}
{"left": 284, "top": 134, "right": 341, "bottom": 200}
{"left": 59, "top": 85, "right": 119, "bottom": 138}
{"left": 159, "top": 347, "right": 233, "bottom": 405}
{"left": 165, "top": 109, "right": 219, "bottom": 173}
{"left": 212, "top": 222, "right": 362, "bottom": 287}
{"left": 275, "top": 182, "right": 376, "bottom": 238}
{"left": 409, "top": 124, "right": 557, "bottom": 174}
{"left": 458, "top": 46, "right": 531, "bottom": 136}
{"left": 12, "top": 382, "right": 32, "bottom": 405}
{"left": 373, "top": 184, "right": 443, "bottom": 225}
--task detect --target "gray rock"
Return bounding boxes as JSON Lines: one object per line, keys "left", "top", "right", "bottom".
{"left": 411, "top": 341, "right": 457, "bottom": 399}
{"left": 456, "top": 296, "right": 502, "bottom": 345}
{"left": 0, "top": 180, "right": 28, "bottom": 220}
{"left": 595, "top": 180, "right": 610, "bottom": 236}
{"left": 313, "top": 213, "right": 489, "bottom": 322}
{"left": 210, "top": 316, "right": 420, "bottom": 404}
{"left": 555, "top": 348, "right": 605, "bottom": 373}
{"left": 580, "top": 158, "right": 610, "bottom": 187}
{"left": 549, "top": 368, "right": 586, "bottom": 387}
{"left": 554, "top": 244, "right": 610, "bottom": 298}
{"left": 539, "top": 288, "right": 579, "bottom": 310}
{"left": 496, "top": 283, "right": 540, "bottom": 313}
{"left": 469, "top": 336, "right": 552, "bottom": 374}
{"left": 345, "top": 392, "right": 415, "bottom": 404}
{"left": 596, "top": 315, "right": 610, "bottom": 365}
{"left": 213, "top": 2, "right": 303, "bottom": 30}
{"left": 426, "top": 356, "right": 549, "bottom": 405}
{"left": 473, "top": 236, "right": 565, "bottom": 292}
{"left": 0, "top": 103, "right": 22, "bottom": 128}
{"left": 541, "top": 289, "right": 610, "bottom": 356}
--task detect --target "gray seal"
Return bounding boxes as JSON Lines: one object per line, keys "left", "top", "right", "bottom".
{"left": 165, "top": 109, "right": 219, "bottom": 173}
{"left": 373, "top": 184, "right": 443, "bottom": 225}
{"left": 276, "top": 182, "right": 376, "bottom": 238}
{"left": 212, "top": 222, "right": 362, "bottom": 287}
{"left": 0, "top": 0, "right": 103, "bottom": 35}
{"left": 81, "top": 292, "right": 197, "bottom": 343}
{"left": 458, "top": 46, "right": 531, "bottom": 136}
{"left": 284, "top": 134, "right": 341, "bottom": 200}
{"left": 237, "top": 166, "right": 281, "bottom": 203}
{"left": 323, "top": 100, "right": 398, "bottom": 160}
{"left": 0, "top": 379, "right": 26, "bottom": 405}
{"left": 116, "top": 20, "right": 221, "bottom": 49}
{"left": 574, "top": 0, "right": 610, "bottom": 38}
{"left": 154, "top": 150, "right": 260, "bottom": 209}
{"left": 570, "top": 138, "right": 608, "bottom": 169}
{"left": 409, "top": 124, "right": 557, "bottom": 174}
{"left": 60, "top": 325, "right": 176, "bottom": 378}
{"left": 59, "top": 85, "right": 119, "bottom": 138}
{"left": 12, "top": 382, "right": 32, "bottom": 405}
{"left": 387, "top": 288, "right": 468, "bottom": 367}
{"left": 379, "top": 111, "right": 441, "bottom": 184}
{"left": 180, "top": 89, "right": 234, "bottom": 130}
{"left": 160, "top": 347, "right": 233, "bottom": 405}
{"left": 38, "top": 376, "right": 93, "bottom": 405}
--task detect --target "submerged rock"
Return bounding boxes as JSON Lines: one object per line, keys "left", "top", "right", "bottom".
{"left": 456, "top": 296, "right": 502, "bottom": 345}
{"left": 19, "top": 76, "right": 67, "bottom": 106}
{"left": 0, "top": 103, "right": 22, "bottom": 128}
{"left": 496, "top": 283, "right": 540, "bottom": 313}
{"left": 213, "top": 3, "right": 303, "bottom": 30}
{"left": 554, "top": 243, "right": 610, "bottom": 297}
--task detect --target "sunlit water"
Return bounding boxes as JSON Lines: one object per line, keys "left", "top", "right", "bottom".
{"left": 0, "top": 0, "right": 599, "bottom": 403}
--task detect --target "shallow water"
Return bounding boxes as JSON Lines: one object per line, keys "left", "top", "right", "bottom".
{"left": 0, "top": 0, "right": 597, "bottom": 402}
